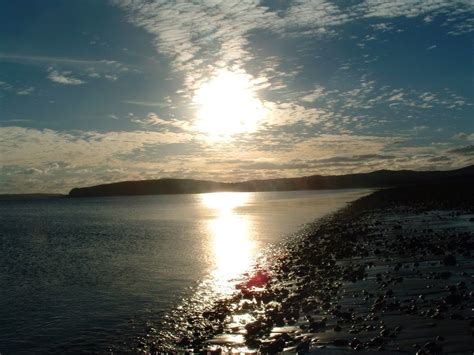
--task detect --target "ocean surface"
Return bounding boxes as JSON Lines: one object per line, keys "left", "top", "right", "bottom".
{"left": 0, "top": 189, "right": 369, "bottom": 353}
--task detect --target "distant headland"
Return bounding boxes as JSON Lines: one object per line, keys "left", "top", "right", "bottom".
{"left": 68, "top": 165, "right": 474, "bottom": 198}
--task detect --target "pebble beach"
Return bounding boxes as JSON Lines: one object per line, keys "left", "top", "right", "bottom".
{"left": 139, "top": 182, "right": 474, "bottom": 354}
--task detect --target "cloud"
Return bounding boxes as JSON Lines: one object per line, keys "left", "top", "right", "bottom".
{"left": 23, "top": 167, "right": 44, "bottom": 174}
{"left": 0, "top": 126, "right": 195, "bottom": 167}
{"left": 0, "top": 53, "right": 108, "bottom": 66}
{"left": 356, "top": 0, "right": 472, "bottom": 20}
{"left": 47, "top": 70, "right": 85, "bottom": 85}
{"left": 16, "top": 86, "right": 35, "bottom": 95}
{"left": 110, "top": 0, "right": 473, "bottom": 137}
{"left": 300, "top": 86, "right": 326, "bottom": 103}
{"left": 123, "top": 100, "right": 169, "bottom": 107}
{"left": 235, "top": 154, "right": 396, "bottom": 171}
{"left": 1, "top": 126, "right": 471, "bottom": 193}
{"left": 112, "top": 0, "right": 275, "bottom": 86}
{"left": 0, "top": 80, "right": 12, "bottom": 91}
{"left": 448, "top": 16, "right": 474, "bottom": 36}
{"left": 448, "top": 145, "right": 474, "bottom": 155}
{"left": 0, "top": 53, "right": 135, "bottom": 71}
{"left": 129, "top": 112, "right": 193, "bottom": 131}
{"left": 112, "top": 0, "right": 473, "bottom": 87}
{"left": 0, "top": 81, "right": 35, "bottom": 96}
{"left": 0, "top": 126, "right": 199, "bottom": 192}
{"left": 453, "top": 132, "right": 474, "bottom": 141}
{"left": 1, "top": 53, "right": 134, "bottom": 84}
{"left": 0, "top": 119, "right": 32, "bottom": 124}
{"left": 371, "top": 22, "right": 395, "bottom": 32}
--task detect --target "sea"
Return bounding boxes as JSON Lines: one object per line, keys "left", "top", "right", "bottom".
{"left": 0, "top": 189, "right": 370, "bottom": 353}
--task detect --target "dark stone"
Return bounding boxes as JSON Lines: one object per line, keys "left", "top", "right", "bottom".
{"left": 309, "top": 321, "right": 326, "bottom": 332}
{"left": 424, "top": 341, "right": 443, "bottom": 353}
{"left": 443, "top": 254, "right": 457, "bottom": 266}
{"left": 296, "top": 340, "right": 310, "bottom": 353}
{"left": 333, "top": 339, "right": 349, "bottom": 347}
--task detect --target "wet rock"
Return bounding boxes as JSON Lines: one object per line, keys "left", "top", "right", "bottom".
{"left": 443, "top": 254, "right": 456, "bottom": 266}
{"left": 423, "top": 341, "right": 443, "bottom": 353}
{"left": 295, "top": 339, "right": 310, "bottom": 353}
{"left": 309, "top": 321, "right": 326, "bottom": 332}
{"left": 333, "top": 338, "right": 349, "bottom": 347}
{"left": 349, "top": 338, "right": 362, "bottom": 350}
{"left": 444, "top": 293, "right": 462, "bottom": 306}
{"left": 260, "top": 338, "right": 286, "bottom": 353}
{"left": 245, "top": 338, "right": 261, "bottom": 349}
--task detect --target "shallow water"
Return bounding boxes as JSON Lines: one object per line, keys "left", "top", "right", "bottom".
{"left": 0, "top": 189, "right": 369, "bottom": 353}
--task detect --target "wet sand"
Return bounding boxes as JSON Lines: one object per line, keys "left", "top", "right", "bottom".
{"left": 142, "top": 183, "right": 474, "bottom": 354}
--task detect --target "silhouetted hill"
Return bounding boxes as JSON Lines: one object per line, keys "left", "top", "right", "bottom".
{"left": 69, "top": 179, "right": 231, "bottom": 197}
{"left": 68, "top": 165, "right": 474, "bottom": 197}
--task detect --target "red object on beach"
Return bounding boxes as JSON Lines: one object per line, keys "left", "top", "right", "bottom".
{"left": 245, "top": 270, "right": 270, "bottom": 288}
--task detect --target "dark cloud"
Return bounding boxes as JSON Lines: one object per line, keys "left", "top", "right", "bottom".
{"left": 238, "top": 161, "right": 311, "bottom": 170}
{"left": 236, "top": 154, "right": 396, "bottom": 171}
{"left": 447, "top": 145, "right": 474, "bottom": 155}
{"left": 427, "top": 156, "right": 451, "bottom": 163}
{"left": 116, "top": 142, "right": 200, "bottom": 162}
{"left": 309, "top": 154, "right": 396, "bottom": 164}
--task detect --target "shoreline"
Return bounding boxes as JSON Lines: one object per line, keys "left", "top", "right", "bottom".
{"left": 142, "top": 182, "right": 474, "bottom": 353}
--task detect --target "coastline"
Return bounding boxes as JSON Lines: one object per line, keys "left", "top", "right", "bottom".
{"left": 145, "top": 182, "right": 474, "bottom": 353}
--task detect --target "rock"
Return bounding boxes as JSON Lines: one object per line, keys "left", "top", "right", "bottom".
{"left": 443, "top": 254, "right": 456, "bottom": 266}
{"left": 309, "top": 321, "right": 326, "bottom": 332}
{"left": 296, "top": 340, "right": 310, "bottom": 353}
{"left": 349, "top": 338, "right": 362, "bottom": 350}
{"left": 333, "top": 339, "right": 349, "bottom": 347}
{"left": 424, "top": 341, "right": 443, "bottom": 353}
{"left": 444, "top": 293, "right": 462, "bottom": 306}
{"left": 368, "top": 336, "right": 383, "bottom": 347}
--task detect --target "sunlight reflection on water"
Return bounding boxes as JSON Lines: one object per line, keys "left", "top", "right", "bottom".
{"left": 200, "top": 192, "right": 256, "bottom": 294}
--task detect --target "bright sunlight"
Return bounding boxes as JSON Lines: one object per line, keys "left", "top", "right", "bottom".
{"left": 193, "top": 69, "right": 267, "bottom": 139}
{"left": 200, "top": 192, "right": 256, "bottom": 285}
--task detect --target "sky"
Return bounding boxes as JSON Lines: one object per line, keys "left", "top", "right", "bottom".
{"left": 0, "top": 0, "right": 473, "bottom": 193}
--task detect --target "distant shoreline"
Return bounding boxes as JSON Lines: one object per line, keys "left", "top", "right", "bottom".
{"left": 69, "top": 165, "right": 474, "bottom": 198}
{"left": 0, "top": 193, "right": 66, "bottom": 200}
{"left": 2, "top": 164, "right": 473, "bottom": 199}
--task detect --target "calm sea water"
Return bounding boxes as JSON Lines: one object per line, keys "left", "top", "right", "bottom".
{"left": 0, "top": 189, "right": 369, "bottom": 353}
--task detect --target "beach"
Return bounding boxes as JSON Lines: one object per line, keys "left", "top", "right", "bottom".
{"left": 149, "top": 182, "right": 474, "bottom": 354}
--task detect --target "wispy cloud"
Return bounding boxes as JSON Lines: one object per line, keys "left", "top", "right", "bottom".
{"left": 453, "top": 132, "right": 474, "bottom": 141}
{"left": 113, "top": 0, "right": 473, "bottom": 84}
{"left": 1, "top": 126, "right": 471, "bottom": 193}
{"left": 0, "top": 53, "right": 108, "bottom": 66}
{"left": 47, "top": 70, "right": 85, "bottom": 85}
{"left": 16, "top": 86, "right": 35, "bottom": 95}
{"left": 1, "top": 53, "right": 135, "bottom": 84}
{"left": 129, "top": 112, "right": 193, "bottom": 131}
{"left": 0, "top": 81, "right": 35, "bottom": 96}
{"left": 123, "top": 100, "right": 169, "bottom": 107}
{"left": 111, "top": 0, "right": 473, "bottom": 135}
{"left": 448, "top": 145, "right": 474, "bottom": 155}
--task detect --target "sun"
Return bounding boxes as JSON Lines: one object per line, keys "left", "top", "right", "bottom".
{"left": 193, "top": 69, "right": 267, "bottom": 139}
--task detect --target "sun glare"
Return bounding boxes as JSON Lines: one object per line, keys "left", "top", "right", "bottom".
{"left": 200, "top": 192, "right": 256, "bottom": 287}
{"left": 200, "top": 191, "right": 250, "bottom": 211}
{"left": 193, "top": 69, "right": 267, "bottom": 139}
